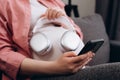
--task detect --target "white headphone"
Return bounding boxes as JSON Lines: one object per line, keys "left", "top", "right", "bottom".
{"left": 30, "top": 16, "right": 84, "bottom": 56}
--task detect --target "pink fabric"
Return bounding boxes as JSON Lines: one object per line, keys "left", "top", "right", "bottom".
{"left": 0, "top": 0, "right": 83, "bottom": 80}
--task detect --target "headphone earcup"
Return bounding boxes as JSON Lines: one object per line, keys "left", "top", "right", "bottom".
{"left": 60, "top": 30, "right": 83, "bottom": 51}
{"left": 30, "top": 32, "right": 51, "bottom": 55}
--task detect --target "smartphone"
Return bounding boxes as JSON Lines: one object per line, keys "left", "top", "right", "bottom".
{"left": 78, "top": 39, "right": 104, "bottom": 55}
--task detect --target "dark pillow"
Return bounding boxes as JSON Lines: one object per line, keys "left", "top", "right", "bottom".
{"left": 73, "top": 14, "right": 110, "bottom": 65}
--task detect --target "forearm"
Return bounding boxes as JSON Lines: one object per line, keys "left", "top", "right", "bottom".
{"left": 19, "top": 58, "right": 58, "bottom": 76}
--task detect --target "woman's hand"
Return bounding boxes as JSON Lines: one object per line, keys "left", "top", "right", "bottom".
{"left": 41, "top": 8, "right": 66, "bottom": 20}
{"left": 51, "top": 51, "right": 95, "bottom": 74}
{"left": 20, "top": 51, "right": 94, "bottom": 76}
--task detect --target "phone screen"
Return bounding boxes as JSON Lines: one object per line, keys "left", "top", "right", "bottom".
{"left": 78, "top": 39, "right": 104, "bottom": 55}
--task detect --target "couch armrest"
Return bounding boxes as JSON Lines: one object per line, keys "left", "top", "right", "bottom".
{"left": 110, "top": 40, "right": 120, "bottom": 62}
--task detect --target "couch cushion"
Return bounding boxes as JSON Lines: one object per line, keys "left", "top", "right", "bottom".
{"left": 73, "top": 14, "right": 110, "bottom": 65}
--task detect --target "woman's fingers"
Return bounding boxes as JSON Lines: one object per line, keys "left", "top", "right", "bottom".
{"left": 77, "top": 57, "right": 92, "bottom": 69}
{"left": 51, "top": 9, "right": 58, "bottom": 19}
{"left": 73, "top": 58, "right": 92, "bottom": 72}
{"left": 56, "top": 11, "right": 64, "bottom": 18}
{"left": 70, "top": 52, "right": 94, "bottom": 72}
{"left": 71, "top": 51, "right": 94, "bottom": 63}
{"left": 43, "top": 8, "right": 65, "bottom": 20}
{"left": 47, "top": 8, "right": 53, "bottom": 19}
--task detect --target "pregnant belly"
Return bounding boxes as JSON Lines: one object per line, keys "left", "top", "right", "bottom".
{"left": 31, "top": 26, "right": 84, "bottom": 61}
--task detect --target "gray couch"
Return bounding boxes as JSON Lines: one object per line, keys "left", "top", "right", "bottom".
{"left": 1, "top": 14, "right": 120, "bottom": 79}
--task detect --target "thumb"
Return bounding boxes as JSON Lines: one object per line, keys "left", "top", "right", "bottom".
{"left": 40, "top": 14, "right": 46, "bottom": 18}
